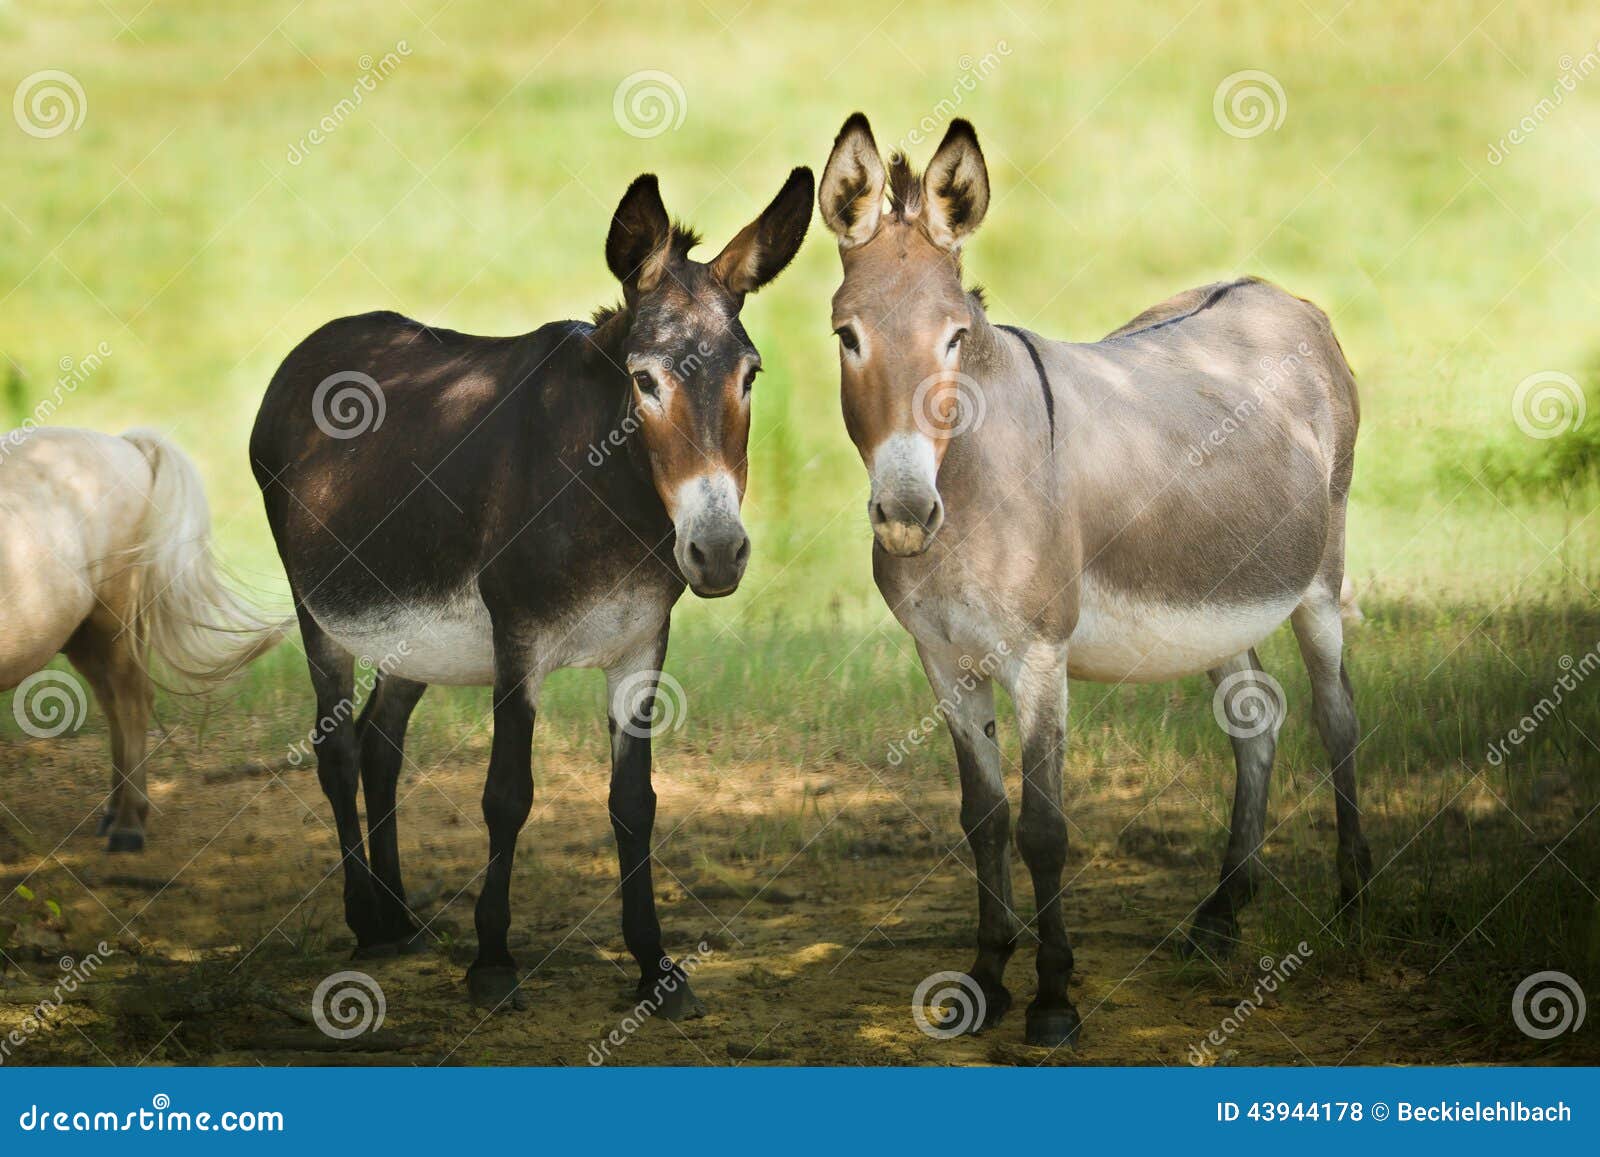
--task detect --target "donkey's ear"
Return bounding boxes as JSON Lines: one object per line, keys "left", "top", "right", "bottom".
{"left": 606, "top": 174, "right": 673, "bottom": 294}
{"left": 711, "top": 167, "right": 815, "bottom": 296}
{"left": 921, "top": 119, "right": 989, "bottom": 251}
{"left": 819, "top": 113, "right": 886, "bottom": 249}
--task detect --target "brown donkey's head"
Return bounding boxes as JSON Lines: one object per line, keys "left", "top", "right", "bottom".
{"left": 605, "top": 167, "right": 813, "bottom": 595}
{"left": 819, "top": 113, "right": 990, "bottom": 556}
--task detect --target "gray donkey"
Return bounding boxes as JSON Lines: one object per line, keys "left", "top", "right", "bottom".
{"left": 819, "top": 113, "right": 1369, "bottom": 1047}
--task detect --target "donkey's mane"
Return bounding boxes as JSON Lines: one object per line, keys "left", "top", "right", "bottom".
{"left": 886, "top": 153, "right": 923, "bottom": 219}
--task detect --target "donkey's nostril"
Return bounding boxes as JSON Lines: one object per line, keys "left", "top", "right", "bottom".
{"left": 734, "top": 536, "right": 751, "bottom": 565}
{"left": 872, "top": 502, "right": 887, "bottom": 525}
{"left": 688, "top": 542, "right": 706, "bottom": 566}
{"left": 922, "top": 498, "right": 940, "bottom": 527}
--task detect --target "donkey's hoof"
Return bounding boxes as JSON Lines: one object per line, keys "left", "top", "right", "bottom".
{"left": 106, "top": 829, "right": 145, "bottom": 854}
{"left": 467, "top": 965, "right": 529, "bottom": 1011}
{"left": 95, "top": 811, "right": 115, "bottom": 837}
{"left": 354, "top": 929, "right": 431, "bottom": 960}
{"left": 643, "top": 974, "right": 707, "bottom": 1021}
{"left": 1179, "top": 913, "right": 1239, "bottom": 962}
{"left": 1024, "top": 1004, "right": 1082, "bottom": 1049}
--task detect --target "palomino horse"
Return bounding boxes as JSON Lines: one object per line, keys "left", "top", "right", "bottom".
{"left": 0, "top": 427, "right": 287, "bottom": 851}
{"left": 250, "top": 167, "right": 813, "bottom": 1013}
{"left": 819, "top": 115, "right": 1368, "bottom": 1047}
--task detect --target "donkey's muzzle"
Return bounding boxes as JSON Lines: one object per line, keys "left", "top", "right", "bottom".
{"left": 682, "top": 527, "right": 750, "bottom": 597}
{"left": 870, "top": 490, "right": 944, "bottom": 557}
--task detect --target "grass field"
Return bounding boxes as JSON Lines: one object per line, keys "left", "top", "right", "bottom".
{"left": 2, "top": 0, "right": 1598, "bottom": 1064}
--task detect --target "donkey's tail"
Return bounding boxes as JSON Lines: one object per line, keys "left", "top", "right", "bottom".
{"left": 120, "top": 429, "right": 293, "bottom": 690}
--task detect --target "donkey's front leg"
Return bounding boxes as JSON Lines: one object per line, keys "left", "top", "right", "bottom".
{"left": 1008, "top": 643, "right": 1082, "bottom": 1048}
{"left": 605, "top": 631, "right": 704, "bottom": 1020}
{"left": 466, "top": 651, "right": 538, "bottom": 1010}
{"left": 919, "top": 642, "right": 1018, "bottom": 1031}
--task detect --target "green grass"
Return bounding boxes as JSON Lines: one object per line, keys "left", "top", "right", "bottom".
{"left": 3, "top": 0, "right": 1599, "bottom": 1059}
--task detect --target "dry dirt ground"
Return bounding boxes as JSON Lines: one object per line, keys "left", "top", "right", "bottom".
{"left": 0, "top": 720, "right": 1505, "bottom": 1067}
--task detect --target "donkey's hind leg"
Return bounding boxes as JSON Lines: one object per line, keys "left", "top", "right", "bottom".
{"left": 65, "top": 620, "right": 153, "bottom": 853}
{"left": 1291, "top": 587, "right": 1371, "bottom": 914}
{"left": 354, "top": 673, "right": 429, "bottom": 956}
{"left": 1181, "top": 648, "right": 1280, "bottom": 962}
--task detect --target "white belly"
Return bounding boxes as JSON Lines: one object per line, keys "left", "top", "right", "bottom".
{"left": 312, "top": 587, "right": 669, "bottom": 687}
{"left": 1067, "top": 578, "right": 1299, "bottom": 683}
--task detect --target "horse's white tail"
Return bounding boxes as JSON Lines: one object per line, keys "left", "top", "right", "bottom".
{"left": 120, "top": 429, "right": 292, "bottom": 689}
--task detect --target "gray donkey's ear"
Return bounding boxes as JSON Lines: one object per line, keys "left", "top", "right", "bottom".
{"left": 820, "top": 113, "right": 886, "bottom": 249}
{"left": 921, "top": 119, "right": 989, "bottom": 251}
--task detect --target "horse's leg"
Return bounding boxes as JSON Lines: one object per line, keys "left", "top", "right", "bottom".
{"left": 65, "top": 623, "right": 150, "bottom": 852}
{"left": 355, "top": 672, "right": 428, "bottom": 955}
{"left": 466, "top": 634, "right": 538, "bottom": 1010}
{"left": 1008, "top": 642, "right": 1081, "bottom": 1048}
{"left": 1292, "top": 588, "right": 1371, "bottom": 913}
{"left": 605, "top": 628, "right": 703, "bottom": 1020}
{"left": 918, "top": 641, "right": 1016, "bottom": 1031}
{"left": 1182, "top": 648, "right": 1279, "bottom": 961}
{"left": 297, "top": 610, "right": 386, "bottom": 950}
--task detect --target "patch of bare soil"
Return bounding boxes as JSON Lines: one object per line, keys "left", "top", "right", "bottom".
{"left": 0, "top": 725, "right": 1472, "bottom": 1066}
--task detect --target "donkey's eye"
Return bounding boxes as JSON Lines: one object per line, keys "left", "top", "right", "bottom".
{"left": 742, "top": 366, "right": 760, "bottom": 395}
{"left": 835, "top": 326, "right": 860, "bottom": 354}
{"left": 631, "top": 371, "right": 658, "bottom": 398}
{"left": 946, "top": 328, "right": 968, "bottom": 355}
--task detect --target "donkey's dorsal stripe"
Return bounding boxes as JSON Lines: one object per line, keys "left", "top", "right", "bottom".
{"left": 998, "top": 324, "right": 1054, "bottom": 446}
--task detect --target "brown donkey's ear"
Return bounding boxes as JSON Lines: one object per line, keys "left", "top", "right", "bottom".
{"left": 819, "top": 113, "right": 886, "bottom": 249}
{"left": 921, "top": 119, "right": 989, "bottom": 251}
{"left": 711, "top": 167, "right": 815, "bottom": 296}
{"left": 606, "top": 174, "right": 673, "bottom": 295}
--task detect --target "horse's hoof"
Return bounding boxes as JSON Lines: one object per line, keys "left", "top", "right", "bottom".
{"left": 467, "top": 965, "right": 529, "bottom": 1011}
{"left": 642, "top": 973, "right": 706, "bottom": 1021}
{"left": 106, "top": 829, "right": 144, "bottom": 854}
{"left": 1025, "top": 1004, "right": 1082, "bottom": 1049}
{"left": 95, "top": 812, "right": 114, "bottom": 837}
{"left": 942, "top": 983, "right": 1009, "bottom": 1032}
{"left": 1179, "top": 912, "right": 1239, "bottom": 962}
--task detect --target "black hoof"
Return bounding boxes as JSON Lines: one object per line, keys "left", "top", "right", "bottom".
{"left": 106, "top": 829, "right": 145, "bottom": 854}
{"left": 1179, "top": 912, "right": 1239, "bottom": 961}
{"left": 1025, "top": 1003, "right": 1082, "bottom": 1048}
{"left": 641, "top": 973, "right": 707, "bottom": 1021}
{"left": 353, "top": 928, "right": 431, "bottom": 960}
{"left": 95, "top": 811, "right": 114, "bottom": 837}
{"left": 467, "top": 964, "right": 529, "bottom": 1011}
{"left": 956, "top": 984, "right": 1011, "bottom": 1032}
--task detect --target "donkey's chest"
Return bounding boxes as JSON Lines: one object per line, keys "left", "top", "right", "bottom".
{"left": 311, "top": 586, "right": 671, "bottom": 687}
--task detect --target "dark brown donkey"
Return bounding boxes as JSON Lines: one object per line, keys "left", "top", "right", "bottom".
{"left": 251, "top": 167, "right": 812, "bottom": 1013}
{"left": 819, "top": 114, "right": 1368, "bottom": 1047}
